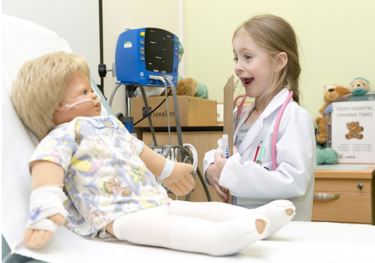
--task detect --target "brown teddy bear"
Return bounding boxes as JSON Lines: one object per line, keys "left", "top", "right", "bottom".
{"left": 316, "top": 84, "right": 350, "bottom": 144}
{"left": 176, "top": 77, "right": 208, "bottom": 99}
{"left": 177, "top": 78, "right": 197, "bottom": 96}
{"left": 345, "top": 121, "right": 364, "bottom": 139}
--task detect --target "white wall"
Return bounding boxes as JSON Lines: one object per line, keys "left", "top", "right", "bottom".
{"left": 183, "top": 0, "right": 375, "bottom": 118}
{"left": 2, "top": 0, "right": 100, "bottom": 84}
{"left": 5, "top": 0, "right": 371, "bottom": 120}
{"left": 102, "top": 0, "right": 183, "bottom": 114}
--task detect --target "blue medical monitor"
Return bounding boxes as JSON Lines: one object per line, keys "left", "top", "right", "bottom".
{"left": 115, "top": 28, "right": 179, "bottom": 87}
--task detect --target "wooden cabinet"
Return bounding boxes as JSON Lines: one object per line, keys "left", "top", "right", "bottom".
{"left": 138, "top": 127, "right": 223, "bottom": 202}
{"left": 312, "top": 165, "right": 375, "bottom": 224}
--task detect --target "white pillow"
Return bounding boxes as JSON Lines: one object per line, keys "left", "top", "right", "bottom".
{"left": 1, "top": 14, "right": 72, "bottom": 85}
{"left": 1, "top": 14, "right": 72, "bottom": 250}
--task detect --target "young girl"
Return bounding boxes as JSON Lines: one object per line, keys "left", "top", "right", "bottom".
{"left": 204, "top": 14, "right": 316, "bottom": 221}
{"left": 11, "top": 51, "right": 296, "bottom": 256}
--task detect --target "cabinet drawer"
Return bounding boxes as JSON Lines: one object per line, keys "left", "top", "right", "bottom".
{"left": 314, "top": 179, "right": 371, "bottom": 193}
{"left": 312, "top": 192, "right": 371, "bottom": 223}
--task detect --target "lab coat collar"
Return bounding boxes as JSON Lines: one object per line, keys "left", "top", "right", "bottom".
{"left": 260, "top": 88, "right": 291, "bottom": 119}
{"left": 236, "top": 88, "right": 291, "bottom": 154}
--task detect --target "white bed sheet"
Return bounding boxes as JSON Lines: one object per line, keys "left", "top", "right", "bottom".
{"left": 13, "top": 221, "right": 375, "bottom": 263}
{"left": 2, "top": 13, "right": 375, "bottom": 263}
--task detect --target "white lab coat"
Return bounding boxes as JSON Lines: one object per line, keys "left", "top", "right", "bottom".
{"left": 203, "top": 89, "right": 316, "bottom": 221}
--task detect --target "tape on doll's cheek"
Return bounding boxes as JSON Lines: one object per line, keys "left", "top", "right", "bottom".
{"left": 63, "top": 98, "right": 92, "bottom": 111}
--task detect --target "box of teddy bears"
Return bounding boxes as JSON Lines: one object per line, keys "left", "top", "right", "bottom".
{"left": 131, "top": 95, "right": 218, "bottom": 127}
{"left": 331, "top": 99, "right": 375, "bottom": 163}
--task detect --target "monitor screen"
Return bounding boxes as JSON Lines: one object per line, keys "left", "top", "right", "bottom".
{"left": 145, "top": 28, "right": 174, "bottom": 73}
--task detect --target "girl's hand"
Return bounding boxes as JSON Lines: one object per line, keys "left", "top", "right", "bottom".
{"left": 214, "top": 151, "right": 227, "bottom": 175}
{"left": 205, "top": 152, "right": 229, "bottom": 202}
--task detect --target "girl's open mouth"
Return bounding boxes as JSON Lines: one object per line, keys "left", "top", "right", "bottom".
{"left": 242, "top": 77, "right": 254, "bottom": 86}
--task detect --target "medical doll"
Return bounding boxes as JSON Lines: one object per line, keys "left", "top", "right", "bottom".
{"left": 204, "top": 14, "right": 316, "bottom": 221}
{"left": 11, "top": 51, "right": 296, "bottom": 256}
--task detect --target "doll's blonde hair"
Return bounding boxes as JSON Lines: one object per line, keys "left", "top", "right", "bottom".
{"left": 233, "top": 14, "right": 301, "bottom": 104}
{"left": 10, "top": 51, "right": 90, "bottom": 140}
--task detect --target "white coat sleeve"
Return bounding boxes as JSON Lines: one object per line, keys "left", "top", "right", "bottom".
{"left": 219, "top": 108, "right": 316, "bottom": 199}
{"left": 203, "top": 149, "right": 216, "bottom": 176}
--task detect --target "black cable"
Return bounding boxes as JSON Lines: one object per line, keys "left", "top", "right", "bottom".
{"left": 133, "top": 89, "right": 171, "bottom": 125}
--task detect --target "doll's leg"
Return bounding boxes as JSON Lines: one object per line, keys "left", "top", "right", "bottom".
{"left": 169, "top": 200, "right": 250, "bottom": 221}
{"left": 169, "top": 200, "right": 295, "bottom": 239}
{"left": 251, "top": 200, "right": 295, "bottom": 238}
{"left": 112, "top": 205, "right": 267, "bottom": 256}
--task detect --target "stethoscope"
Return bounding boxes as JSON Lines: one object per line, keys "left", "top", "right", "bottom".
{"left": 233, "top": 90, "right": 294, "bottom": 171}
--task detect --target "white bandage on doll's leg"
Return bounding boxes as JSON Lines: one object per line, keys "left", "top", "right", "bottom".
{"left": 27, "top": 185, "right": 68, "bottom": 232}
{"left": 112, "top": 205, "right": 267, "bottom": 256}
{"left": 253, "top": 199, "right": 296, "bottom": 239}
{"left": 157, "top": 159, "right": 175, "bottom": 183}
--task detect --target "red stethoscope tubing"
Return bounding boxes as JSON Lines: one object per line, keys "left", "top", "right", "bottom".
{"left": 234, "top": 90, "right": 294, "bottom": 171}
{"left": 271, "top": 90, "right": 293, "bottom": 170}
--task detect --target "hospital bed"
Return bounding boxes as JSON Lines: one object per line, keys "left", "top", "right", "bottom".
{"left": 2, "top": 14, "right": 375, "bottom": 263}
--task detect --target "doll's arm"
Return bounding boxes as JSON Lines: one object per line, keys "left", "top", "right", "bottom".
{"left": 24, "top": 161, "right": 68, "bottom": 249}
{"left": 140, "top": 145, "right": 195, "bottom": 196}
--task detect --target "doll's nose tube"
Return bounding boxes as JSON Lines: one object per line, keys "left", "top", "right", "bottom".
{"left": 64, "top": 98, "right": 93, "bottom": 110}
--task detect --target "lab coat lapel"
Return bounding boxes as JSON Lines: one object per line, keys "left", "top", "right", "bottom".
{"left": 237, "top": 88, "right": 290, "bottom": 155}
{"left": 261, "top": 88, "right": 290, "bottom": 119}
{"left": 237, "top": 116, "right": 263, "bottom": 154}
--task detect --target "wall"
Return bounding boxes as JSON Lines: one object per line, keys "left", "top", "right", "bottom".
{"left": 183, "top": 0, "right": 375, "bottom": 118}
{"left": 2, "top": 0, "right": 101, "bottom": 84}
{"left": 102, "top": 0, "right": 183, "bottom": 114}
{"left": 4, "top": 0, "right": 374, "bottom": 119}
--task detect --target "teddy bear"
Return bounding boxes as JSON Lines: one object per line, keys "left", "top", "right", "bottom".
{"left": 345, "top": 121, "right": 364, "bottom": 140}
{"left": 315, "top": 84, "right": 351, "bottom": 144}
{"left": 350, "top": 77, "right": 370, "bottom": 96}
{"left": 176, "top": 77, "right": 209, "bottom": 99}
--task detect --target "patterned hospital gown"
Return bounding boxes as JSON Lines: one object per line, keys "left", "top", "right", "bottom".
{"left": 30, "top": 115, "right": 170, "bottom": 237}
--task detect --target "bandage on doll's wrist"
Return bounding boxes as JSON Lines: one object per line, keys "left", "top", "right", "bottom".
{"left": 27, "top": 185, "right": 68, "bottom": 232}
{"left": 28, "top": 218, "right": 58, "bottom": 232}
{"left": 157, "top": 159, "right": 175, "bottom": 183}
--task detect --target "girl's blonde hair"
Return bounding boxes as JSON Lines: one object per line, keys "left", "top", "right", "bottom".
{"left": 10, "top": 51, "right": 90, "bottom": 140}
{"left": 234, "top": 14, "right": 301, "bottom": 104}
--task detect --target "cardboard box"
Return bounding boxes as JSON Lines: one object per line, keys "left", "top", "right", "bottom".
{"left": 331, "top": 100, "right": 375, "bottom": 163}
{"left": 131, "top": 95, "right": 217, "bottom": 127}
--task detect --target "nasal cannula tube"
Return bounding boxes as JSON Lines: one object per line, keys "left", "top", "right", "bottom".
{"left": 64, "top": 98, "right": 92, "bottom": 110}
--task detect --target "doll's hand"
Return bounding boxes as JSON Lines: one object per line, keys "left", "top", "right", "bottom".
{"left": 24, "top": 228, "right": 53, "bottom": 249}
{"left": 24, "top": 213, "right": 66, "bottom": 249}
{"left": 162, "top": 162, "right": 195, "bottom": 196}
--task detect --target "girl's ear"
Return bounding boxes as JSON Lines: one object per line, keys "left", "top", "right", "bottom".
{"left": 274, "top": 52, "right": 288, "bottom": 72}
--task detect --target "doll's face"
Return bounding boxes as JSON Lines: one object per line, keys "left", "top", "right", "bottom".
{"left": 53, "top": 73, "right": 101, "bottom": 125}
